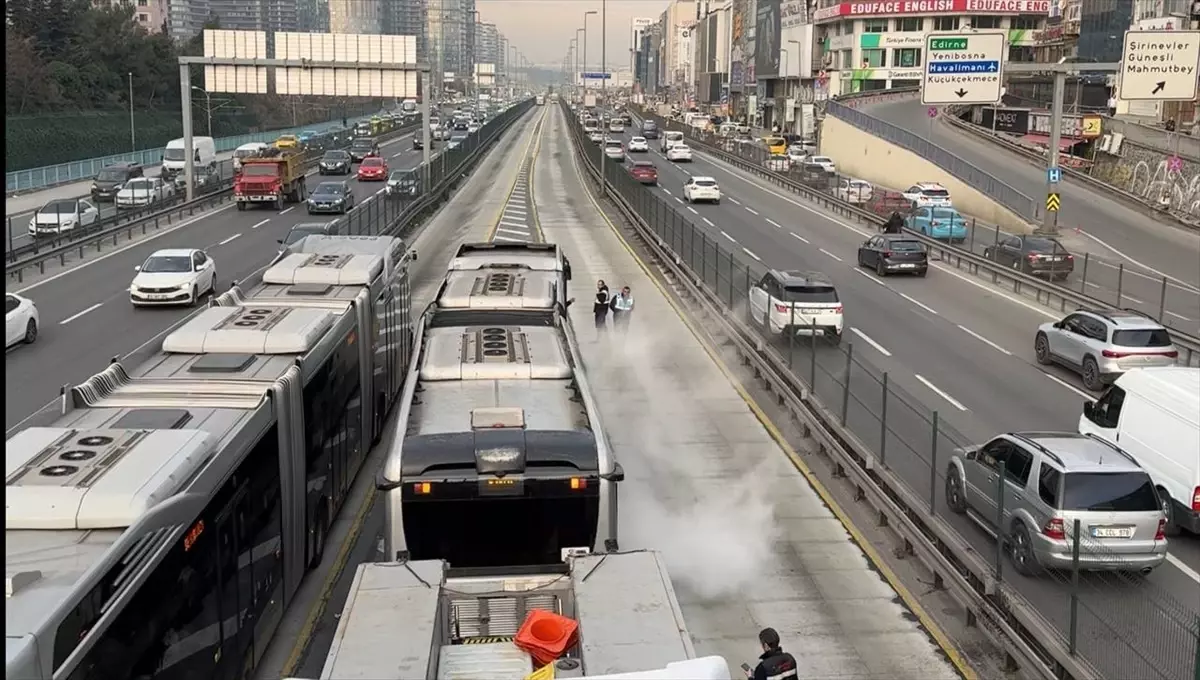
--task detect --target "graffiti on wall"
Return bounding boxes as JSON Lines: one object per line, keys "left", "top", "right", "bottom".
{"left": 1092, "top": 144, "right": 1200, "bottom": 219}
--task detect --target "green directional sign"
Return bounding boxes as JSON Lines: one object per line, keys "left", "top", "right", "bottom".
{"left": 930, "top": 38, "right": 969, "bottom": 50}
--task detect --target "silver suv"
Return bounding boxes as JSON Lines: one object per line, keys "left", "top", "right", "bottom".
{"left": 1034, "top": 308, "right": 1178, "bottom": 390}
{"left": 946, "top": 432, "right": 1167, "bottom": 576}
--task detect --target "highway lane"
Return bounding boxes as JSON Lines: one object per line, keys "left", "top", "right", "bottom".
{"left": 548, "top": 105, "right": 962, "bottom": 680}
{"left": 606, "top": 126, "right": 1200, "bottom": 680}
{"left": 4, "top": 130, "right": 430, "bottom": 431}
{"left": 862, "top": 99, "right": 1200, "bottom": 291}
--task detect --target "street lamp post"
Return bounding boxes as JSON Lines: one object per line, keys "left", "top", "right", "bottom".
{"left": 599, "top": 0, "right": 607, "bottom": 197}
{"left": 575, "top": 29, "right": 585, "bottom": 93}
{"left": 191, "top": 86, "right": 213, "bottom": 136}
{"left": 787, "top": 39, "right": 801, "bottom": 134}
{"left": 128, "top": 72, "right": 136, "bottom": 153}
{"left": 583, "top": 10, "right": 597, "bottom": 92}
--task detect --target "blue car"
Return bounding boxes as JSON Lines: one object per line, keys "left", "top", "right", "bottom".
{"left": 906, "top": 206, "right": 968, "bottom": 243}
{"left": 298, "top": 130, "right": 319, "bottom": 144}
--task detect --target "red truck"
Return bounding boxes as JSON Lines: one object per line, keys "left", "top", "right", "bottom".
{"left": 234, "top": 151, "right": 307, "bottom": 210}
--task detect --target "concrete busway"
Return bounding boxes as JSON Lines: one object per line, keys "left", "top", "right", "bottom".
{"left": 600, "top": 109, "right": 1200, "bottom": 680}
{"left": 4, "top": 104, "right": 532, "bottom": 433}
{"left": 858, "top": 95, "right": 1200, "bottom": 317}
{"left": 253, "top": 106, "right": 551, "bottom": 679}
{"left": 644, "top": 103, "right": 1200, "bottom": 337}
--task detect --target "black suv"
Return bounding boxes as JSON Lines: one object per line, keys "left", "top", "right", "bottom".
{"left": 92, "top": 162, "right": 143, "bottom": 202}
{"left": 319, "top": 150, "right": 352, "bottom": 175}
{"left": 349, "top": 138, "right": 379, "bottom": 162}
{"left": 641, "top": 121, "right": 660, "bottom": 139}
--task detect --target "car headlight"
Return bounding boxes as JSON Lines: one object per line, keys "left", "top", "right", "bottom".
{"left": 28, "top": 218, "right": 36, "bottom": 229}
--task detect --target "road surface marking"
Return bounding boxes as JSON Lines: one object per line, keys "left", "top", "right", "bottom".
{"left": 742, "top": 247, "right": 762, "bottom": 262}
{"left": 1041, "top": 371, "right": 1091, "bottom": 400}
{"left": 279, "top": 206, "right": 295, "bottom": 215}
{"left": 819, "top": 248, "right": 843, "bottom": 262}
{"left": 720, "top": 230, "right": 736, "bottom": 243}
{"left": 251, "top": 219, "right": 270, "bottom": 229}
{"left": 791, "top": 233, "right": 810, "bottom": 244}
{"left": 853, "top": 268, "right": 886, "bottom": 286}
{"left": 1164, "top": 310, "right": 1192, "bottom": 321}
{"left": 1084, "top": 281, "right": 1143, "bottom": 304}
{"left": 662, "top": 189, "right": 672, "bottom": 196}
{"left": 499, "top": 219, "right": 528, "bottom": 229}
{"left": 674, "top": 196, "right": 684, "bottom": 204}
{"left": 218, "top": 233, "right": 241, "bottom": 246}
{"left": 745, "top": 207, "right": 760, "bottom": 216}
{"left": 850, "top": 327, "right": 892, "bottom": 357}
{"left": 899, "top": 293, "right": 939, "bottom": 316}
{"left": 687, "top": 206, "right": 699, "bottom": 215}
{"left": 956, "top": 325, "right": 1012, "bottom": 356}
{"left": 914, "top": 374, "right": 968, "bottom": 411}
{"left": 1167, "top": 554, "right": 1200, "bottom": 584}
{"left": 703, "top": 217, "right": 715, "bottom": 227}
{"left": 727, "top": 197, "right": 741, "bottom": 205}
{"left": 60, "top": 303, "right": 103, "bottom": 325}
{"left": 494, "top": 234, "right": 527, "bottom": 242}
{"left": 505, "top": 205, "right": 528, "bottom": 213}
{"left": 497, "top": 227, "right": 530, "bottom": 236}
{"left": 766, "top": 218, "right": 784, "bottom": 229}
{"left": 1075, "top": 229, "right": 1200, "bottom": 293}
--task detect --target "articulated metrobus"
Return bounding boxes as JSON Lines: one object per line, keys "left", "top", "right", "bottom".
{"left": 6, "top": 243, "right": 415, "bottom": 680}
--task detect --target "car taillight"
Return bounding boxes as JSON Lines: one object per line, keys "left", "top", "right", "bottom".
{"left": 834, "top": 305, "right": 843, "bottom": 314}
{"left": 1028, "top": 253, "right": 1040, "bottom": 260}
{"left": 1192, "top": 486, "right": 1200, "bottom": 512}
{"left": 1065, "top": 254, "right": 1074, "bottom": 260}
{"left": 1043, "top": 518, "right": 1066, "bottom": 540}
{"left": 774, "top": 304, "right": 790, "bottom": 313}
{"left": 1102, "top": 349, "right": 1178, "bottom": 358}
{"left": 1154, "top": 518, "right": 1166, "bottom": 540}
{"left": 882, "top": 251, "right": 892, "bottom": 258}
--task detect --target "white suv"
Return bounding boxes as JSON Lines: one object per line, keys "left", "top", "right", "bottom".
{"left": 660, "top": 131, "right": 685, "bottom": 153}
{"left": 683, "top": 176, "right": 720, "bottom": 203}
{"left": 902, "top": 182, "right": 953, "bottom": 208}
{"left": 748, "top": 270, "right": 843, "bottom": 343}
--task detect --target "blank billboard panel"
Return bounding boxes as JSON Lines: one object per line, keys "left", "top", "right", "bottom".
{"left": 475, "top": 63, "right": 496, "bottom": 76}
{"left": 203, "top": 30, "right": 268, "bottom": 93}
{"left": 275, "top": 33, "right": 417, "bottom": 65}
{"left": 276, "top": 68, "right": 418, "bottom": 97}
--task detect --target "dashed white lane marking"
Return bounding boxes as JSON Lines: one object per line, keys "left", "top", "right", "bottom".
{"left": 853, "top": 269, "right": 886, "bottom": 286}
{"left": 766, "top": 218, "right": 783, "bottom": 229}
{"left": 914, "top": 374, "right": 968, "bottom": 411}
{"left": 674, "top": 196, "right": 685, "bottom": 204}
{"left": 850, "top": 327, "right": 892, "bottom": 357}
{"left": 745, "top": 207, "right": 760, "bottom": 215}
{"left": 1165, "top": 310, "right": 1192, "bottom": 321}
{"left": 743, "top": 247, "right": 762, "bottom": 262}
{"left": 1041, "top": 371, "right": 1092, "bottom": 400}
{"left": 60, "top": 303, "right": 103, "bottom": 325}
{"left": 900, "top": 292, "right": 939, "bottom": 315}
{"left": 687, "top": 206, "right": 699, "bottom": 215}
{"left": 251, "top": 219, "right": 270, "bottom": 229}
{"left": 728, "top": 197, "right": 742, "bottom": 205}
{"left": 703, "top": 217, "right": 716, "bottom": 227}
{"left": 1085, "top": 280, "right": 1144, "bottom": 304}
{"left": 956, "top": 324, "right": 1012, "bottom": 356}
{"left": 791, "top": 233, "right": 810, "bottom": 244}
{"left": 279, "top": 207, "right": 294, "bottom": 215}
{"left": 720, "top": 230, "right": 737, "bottom": 243}
{"left": 1075, "top": 229, "right": 1200, "bottom": 293}
{"left": 1166, "top": 554, "right": 1200, "bottom": 584}
{"left": 819, "top": 248, "right": 843, "bottom": 262}
{"left": 218, "top": 233, "right": 242, "bottom": 246}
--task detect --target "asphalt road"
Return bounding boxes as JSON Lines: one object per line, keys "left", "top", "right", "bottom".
{"left": 610, "top": 118, "right": 1200, "bottom": 680}
{"left": 861, "top": 98, "right": 1200, "bottom": 330}
{"left": 3, "top": 130, "right": 425, "bottom": 432}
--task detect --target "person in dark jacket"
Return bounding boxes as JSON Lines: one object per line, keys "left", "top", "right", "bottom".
{"left": 593, "top": 280, "right": 611, "bottom": 331}
{"left": 748, "top": 628, "right": 798, "bottom": 680}
{"left": 883, "top": 211, "right": 905, "bottom": 234}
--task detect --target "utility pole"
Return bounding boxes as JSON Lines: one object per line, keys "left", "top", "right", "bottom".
{"left": 599, "top": 0, "right": 607, "bottom": 197}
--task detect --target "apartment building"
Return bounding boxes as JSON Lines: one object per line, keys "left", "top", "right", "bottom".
{"left": 168, "top": 0, "right": 299, "bottom": 41}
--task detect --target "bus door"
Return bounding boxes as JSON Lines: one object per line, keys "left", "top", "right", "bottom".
{"left": 215, "top": 488, "right": 254, "bottom": 680}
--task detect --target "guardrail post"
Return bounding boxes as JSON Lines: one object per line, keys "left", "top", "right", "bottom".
{"left": 787, "top": 304, "right": 796, "bottom": 367}
{"left": 810, "top": 319, "right": 818, "bottom": 388}
{"left": 1068, "top": 518, "right": 1081, "bottom": 655}
{"left": 968, "top": 219, "right": 976, "bottom": 253}
{"left": 995, "top": 460, "right": 1007, "bottom": 581}
{"left": 726, "top": 250, "right": 735, "bottom": 307}
{"left": 929, "top": 411, "right": 939, "bottom": 514}
{"left": 879, "top": 373, "right": 889, "bottom": 465}
{"left": 1080, "top": 252, "right": 1090, "bottom": 293}
{"left": 840, "top": 344, "right": 854, "bottom": 426}
{"left": 1116, "top": 263, "right": 1125, "bottom": 307}
{"left": 1158, "top": 276, "right": 1169, "bottom": 323}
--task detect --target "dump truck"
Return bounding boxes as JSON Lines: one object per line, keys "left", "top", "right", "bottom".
{"left": 298, "top": 552, "right": 729, "bottom": 680}
{"left": 234, "top": 151, "right": 307, "bottom": 210}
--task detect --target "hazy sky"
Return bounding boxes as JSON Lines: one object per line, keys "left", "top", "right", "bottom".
{"left": 477, "top": 0, "right": 671, "bottom": 69}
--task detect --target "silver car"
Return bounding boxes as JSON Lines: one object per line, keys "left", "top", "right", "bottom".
{"left": 1034, "top": 309, "right": 1178, "bottom": 390}
{"left": 603, "top": 140, "right": 625, "bottom": 162}
{"left": 946, "top": 432, "right": 1167, "bottom": 576}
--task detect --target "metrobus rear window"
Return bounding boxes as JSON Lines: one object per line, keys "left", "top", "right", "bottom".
{"left": 783, "top": 285, "right": 838, "bottom": 303}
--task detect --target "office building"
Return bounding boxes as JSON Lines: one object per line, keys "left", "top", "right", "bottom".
{"left": 95, "top": 0, "right": 168, "bottom": 33}
{"left": 427, "top": 0, "right": 478, "bottom": 90}
{"left": 298, "top": 0, "right": 330, "bottom": 32}
{"left": 383, "top": 0, "right": 427, "bottom": 58}
{"left": 329, "top": 0, "right": 380, "bottom": 33}
{"left": 168, "top": 0, "right": 299, "bottom": 42}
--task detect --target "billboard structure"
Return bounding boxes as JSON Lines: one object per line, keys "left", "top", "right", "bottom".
{"left": 476, "top": 63, "right": 496, "bottom": 88}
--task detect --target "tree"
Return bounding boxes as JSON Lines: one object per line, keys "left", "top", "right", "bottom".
{"left": 5, "top": 27, "right": 59, "bottom": 114}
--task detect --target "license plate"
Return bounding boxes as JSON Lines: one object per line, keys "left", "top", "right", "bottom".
{"left": 1091, "top": 526, "right": 1133, "bottom": 539}
{"left": 1051, "top": 256, "right": 1065, "bottom": 261}
{"left": 897, "top": 263, "right": 916, "bottom": 268}
{"left": 142, "top": 293, "right": 172, "bottom": 300}
{"left": 802, "top": 309, "right": 827, "bottom": 315}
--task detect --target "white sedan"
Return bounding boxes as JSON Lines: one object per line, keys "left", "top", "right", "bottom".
{"left": 764, "top": 155, "right": 791, "bottom": 172}
{"left": 116, "top": 177, "right": 175, "bottom": 210}
{"left": 5, "top": 293, "right": 39, "bottom": 347}
{"left": 467, "top": 123, "right": 480, "bottom": 133}
{"left": 130, "top": 248, "right": 217, "bottom": 307}
{"left": 587, "top": 130, "right": 604, "bottom": 143}
{"left": 665, "top": 144, "right": 693, "bottom": 162}
{"left": 628, "top": 136, "right": 649, "bottom": 152}
{"left": 28, "top": 199, "right": 100, "bottom": 237}
{"left": 807, "top": 155, "right": 837, "bottom": 173}
{"left": 683, "top": 177, "right": 721, "bottom": 204}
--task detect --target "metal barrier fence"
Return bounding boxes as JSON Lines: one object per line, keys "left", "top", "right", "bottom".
{"left": 637, "top": 110, "right": 1200, "bottom": 339}
{"left": 824, "top": 96, "right": 1040, "bottom": 222}
{"left": 568, "top": 108, "right": 1200, "bottom": 680}
{"left": 7, "top": 112, "right": 382, "bottom": 194}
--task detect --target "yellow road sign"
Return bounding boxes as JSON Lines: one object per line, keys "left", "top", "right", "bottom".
{"left": 1081, "top": 116, "right": 1102, "bottom": 138}
{"left": 1046, "top": 193, "right": 1061, "bottom": 212}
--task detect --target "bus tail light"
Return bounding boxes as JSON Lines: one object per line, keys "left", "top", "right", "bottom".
{"left": 413, "top": 482, "right": 432, "bottom": 495}
{"left": 570, "top": 477, "right": 588, "bottom": 491}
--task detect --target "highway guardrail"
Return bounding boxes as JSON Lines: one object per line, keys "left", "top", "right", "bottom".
{"left": 566, "top": 101, "right": 1199, "bottom": 680}
{"left": 632, "top": 107, "right": 1200, "bottom": 364}
{"left": 6, "top": 123, "right": 421, "bottom": 283}
{"left": 6, "top": 111, "right": 387, "bottom": 195}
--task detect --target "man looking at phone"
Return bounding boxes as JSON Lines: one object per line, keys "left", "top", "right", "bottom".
{"left": 744, "top": 627, "right": 797, "bottom": 680}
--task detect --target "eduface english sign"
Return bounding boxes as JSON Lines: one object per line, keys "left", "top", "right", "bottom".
{"left": 814, "top": 0, "right": 1051, "bottom": 21}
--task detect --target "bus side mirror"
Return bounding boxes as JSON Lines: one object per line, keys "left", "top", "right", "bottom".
{"left": 410, "top": 249, "right": 419, "bottom": 261}
{"left": 563, "top": 259, "right": 572, "bottom": 280}
{"left": 607, "top": 462, "right": 625, "bottom": 483}
{"left": 565, "top": 298, "right": 575, "bottom": 308}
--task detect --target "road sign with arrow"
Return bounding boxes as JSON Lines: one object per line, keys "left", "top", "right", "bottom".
{"left": 1046, "top": 192, "right": 1061, "bottom": 212}
{"left": 921, "top": 32, "right": 1006, "bottom": 106}
{"left": 1117, "top": 30, "right": 1200, "bottom": 102}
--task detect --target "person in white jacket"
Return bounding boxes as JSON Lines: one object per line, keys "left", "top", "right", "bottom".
{"left": 610, "top": 286, "right": 634, "bottom": 332}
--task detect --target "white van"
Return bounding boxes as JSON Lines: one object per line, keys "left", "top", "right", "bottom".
{"left": 162, "top": 136, "right": 216, "bottom": 178}
{"left": 1079, "top": 366, "right": 1200, "bottom": 535}
{"left": 661, "top": 131, "right": 685, "bottom": 153}
{"left": 233, "top": 142, "right": 270, "bottom": 171}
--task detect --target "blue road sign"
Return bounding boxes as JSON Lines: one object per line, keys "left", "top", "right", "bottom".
{"left": 927, "top": 61, "right": 1000, "bottom": 74}
{"left": 580, "top": 72, "right": 611, "bottom": 80}
{"left": 1047, "top": 167, "right": 1062, "bottom": 184}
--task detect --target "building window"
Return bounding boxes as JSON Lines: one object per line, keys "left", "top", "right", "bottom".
{"left": 863, "top": 18, "right": 888, "bottom": 33}
{"left": 896, "top": 17, "right": 922, "bottom": 32}
{"left": 893, "top": 48, "right": 921, "bottom": 68}
{"left": 861, "top": 79, "right": 887, "bottom": 91}
{"left": 137, "top": 0, "right": 148, "bottom": 5}
{"left": 933, "top": 16, "right": 959, "bottom": 31}
{"left": 969, "top": 15, "right": 1002, "bottom": 29}
{"left": 137, "top": 12, "right": 148, "bottom": 22}
{"left": 861, "top": 48, "right": 886, "bottom": 68}
{"left": 839, "top": 49, "right": 852, "bottom": 68}
{"left": 1011, "top": 14, "right": 1040, "bottom": 29}
{"left": 1008, "top": 45, "right": 1035, "bottom": 62}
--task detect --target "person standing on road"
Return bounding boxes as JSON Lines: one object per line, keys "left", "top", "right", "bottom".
{"left": 610, "top": 286, "right": 634, "bottom": 332}
{"left": 593, "top": 280, "right": 611, "bottom": 332}
{"left": 746, "top": 628, "right": 798, "bottom": 680}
